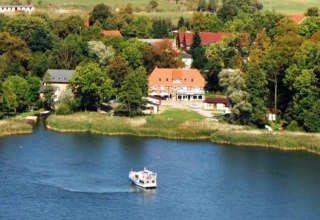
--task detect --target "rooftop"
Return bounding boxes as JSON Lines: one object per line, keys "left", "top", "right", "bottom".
{"left": 47, "top": 69, "right": 75, "bottom": 83}
{"left": 101, "top": 30, "right": 122, "bottom": 37}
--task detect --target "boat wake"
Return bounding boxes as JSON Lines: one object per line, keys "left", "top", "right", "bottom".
{"left": 41, "top": 182, "right": 132, "bottom": 194}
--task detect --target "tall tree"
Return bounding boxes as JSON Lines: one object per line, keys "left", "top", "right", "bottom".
{"left": 89, "top": 4, "right": 112, "bottom": 26}
{"left": 152, "top": 18, "right": 171, "bottom": 38}
{"left": 108, "top": 55, "right": 129, "bottom": 91}
{"left": 69, "top": 62, "right": 114, "bottom": 110}
{"left": 118, "top": 69, "right": 146, "bottom": 116}
{"left": 144, "top": 39, "right": 183, "bottom": 72}
{"left": 2, "top": 75, "right": 30, "bottom": 113}
{"left": 219, "top": 69, "right": 252, "bottom": 124}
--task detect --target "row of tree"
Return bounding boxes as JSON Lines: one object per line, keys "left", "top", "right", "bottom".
{"left": 186, "top": 4, "right": 320, "bottom": 131}
{"left": 0, "top": 4, "right": 184, "bottom": 117}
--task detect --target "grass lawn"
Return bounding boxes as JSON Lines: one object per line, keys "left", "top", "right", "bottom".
{"left": 46, "top": 109, "right": 214, "bottom": 139}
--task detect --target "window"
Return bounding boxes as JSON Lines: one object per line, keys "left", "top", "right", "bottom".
{"left": 159, "top": 78, "right": 161, "bottom": 81}
{"left": 166, "top": 78, "right": 169, "bottom": 82}
{"left": 191, "top": 78, "right": 194, "bottom": 82}
{"left": 184, "top": 78, "right": 187, "bottom": 82}
{"left": 153, "top": 86, "right": 157, "bottom": 90}
{"left": 64, "top": 77, "right": 67, "bottom": 80}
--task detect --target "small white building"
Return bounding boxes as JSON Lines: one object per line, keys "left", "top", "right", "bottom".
{"left": 142, "top": 96, "right": 161, "bottom": 114}
{"left": 203, "top": 97, "right": 231, "bottom": 113}
{"left": 181, "top": 53, "right": 193, "bottom": 69}
{"left": 0, "top": 5, "right": 35, "bottom": 14}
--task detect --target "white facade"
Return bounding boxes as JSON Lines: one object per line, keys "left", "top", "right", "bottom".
{"left": 182, "top": 57, "right": 192, "bottom": 69}
{"left": 0, "top": 5, "right": 35, "bottom": 14}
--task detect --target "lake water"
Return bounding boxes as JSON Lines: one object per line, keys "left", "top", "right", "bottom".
{"left": 0, "top": 126, "right": 320, "bottom": 220}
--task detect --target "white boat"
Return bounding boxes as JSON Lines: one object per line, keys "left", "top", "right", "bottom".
{"left": 129, "top": 168, "right": 157, "bottom": 189}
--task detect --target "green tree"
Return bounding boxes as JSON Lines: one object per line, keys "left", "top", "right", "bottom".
{"left": 89, "top": 4, "right": 112, "bottom": 26}
{"left": 300, "top": 16, "right": 320, "bottom": 37}
{"left": 177, "top": 17, "right": 185, "bottom": 29}
{"left": 108, "top": 55, "right": 129, "bottom": 91}
{"left": 132, "top": 66, "right": 148, "bottom": 96}
{"left": 69, "top": 62, "right": 114, "bottom": 111}
{"left": 219, "top": 69, "right": 252, "bottom": 124}
{"left": 2, "top": 75, "right": 30, "bottom": 113}
{"left": 6, "top": 14, "right": 52, "bottom": 51}
{"left": 305, "top": 6, "right": 320, "bottom": 17}
{"left": 119, "top": 39, "right": 149, "bottom": 69}
{"left": 152, "top": 18, "right": 171, "bottom": 38}
{"left": 53, "top": 15, "right": 85, "bottom": 39}
{"left": 88, "top": 41, "right": 115, "bottom": 65}
{"left": 246, "top": 65, "right": 268, "bottom": 126}
{"left": 118, "top": 70, "right": 146, "bottom": 116}
{"left": 29, "top": 52, "right": 48, "bottom": 77}
{"left": 0, "top": 32, "right": 31, "bottom": 78}
{"left": 190, "top": 32, "right": 207, "bottom": 69}
{"left": 208, "top": 0, "right": 218, "bottom": 12}
{"left": 55, "top": 89, "right": 78, "bottom": 115}
{"left": 51, "top": 34, "right": 85, "bottom": 70}
{"left": 197, "top": 0, "right": 207, "bottom": 11}
{"left": 26, "top": 75, "right": 41, "bottom": 108}
{"left": 41, "top": 72, "right": 55, "bottom": 111}
{"left": 217, "top": 4, "right": 238, "bottom": 22}
{"left": 149, "top": 0, "right": 159, "bottom": 11}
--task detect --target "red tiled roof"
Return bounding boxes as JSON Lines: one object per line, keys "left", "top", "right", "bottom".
{"left": 178, "top": 32, "right": 235, "bottom": 47}
{"left": 199, "top": 32, "right": 234, "bottom": 45}
{"left": 149, "top": 67, "right": 205, "bottom": 88}
{"left": 204, "top": 97, "right": 230, "bottom": 107}
{"left": 288, "top": 14, "right": 306, "bottom": 24}
{"left": 101, "top": 30, "right": 122, "bottom": 37}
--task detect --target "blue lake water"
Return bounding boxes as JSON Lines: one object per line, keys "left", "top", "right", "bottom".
{"left": 0, "top": 126, "right": 320, "bottom": 220}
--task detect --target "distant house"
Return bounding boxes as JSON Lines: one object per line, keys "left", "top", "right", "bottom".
{"left": 181, "top": 53, "right": 193, "bottom": 69}
{"left": 203, "top": 97, "right": 230, "bottom": 113}
{"left": 288, "top": 14, "right": 306, "bottom": 25}
{"left": 0, "top": 5, "right": 35, "bottom": 14}
{"left": 148, "top": 67, "right": 205, "bottom": 101}
{"left": 41, "top": 69, "right": 75, "bottom": 101}
{"left": 177, "top": 32, "right": 234, "bottom": 50}
{"left": 101, "top": 30, "right": 122, "bottom": 37}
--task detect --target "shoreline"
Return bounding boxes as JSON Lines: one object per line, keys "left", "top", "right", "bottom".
{"left": 46, "top": 124, "right": 320, "bottom": 156}
{"left": 0, "top": 118, "right": 33, "bottom": 138}
{"left": 3, "top": 110, "right": 319, "bottom": 156}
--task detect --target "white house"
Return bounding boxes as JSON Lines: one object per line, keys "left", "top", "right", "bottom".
{"left": 142, "top": 96, "right": 161, "bottom": 114}
{"left": 40, "top": 69, "right": 75, "bottom": 102}
{"left": 181, "top": 53, "right": 193, "bottom": 69}
{"left": 0, "top": 5, "right": 35, "bottom": 14}
{"left": 203, "top": 97, "right": 231, "bottom": 113}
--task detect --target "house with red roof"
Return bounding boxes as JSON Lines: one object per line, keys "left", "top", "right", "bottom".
{"left": 203, "top": 97, "right": 231, "bottom": 113}
{"left": 101, "top": 30, "right": 122, "bottom": 37}
{"left": 148, "top": 67, "right": 205, "bottom": 101}
{"left": 288, "top": 14, "right": 306, "bottom": 25}
{"left": 177, "top": 32, "right": 234, "bottom": 50}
